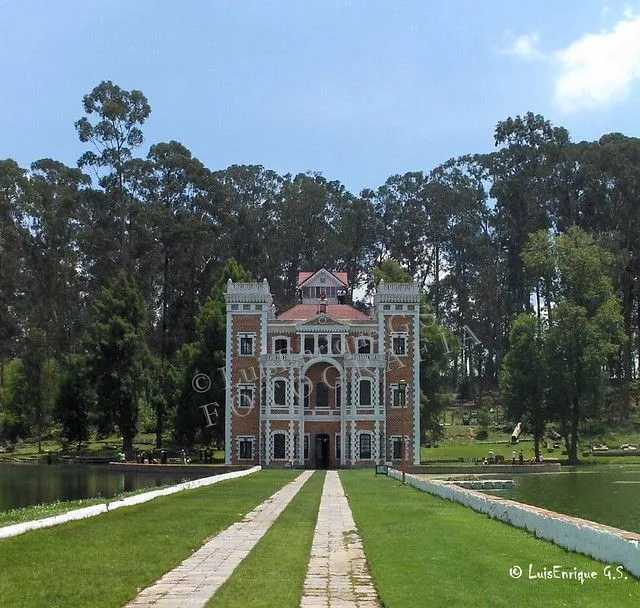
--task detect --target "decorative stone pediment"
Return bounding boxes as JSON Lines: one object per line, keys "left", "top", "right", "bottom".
{"left": 296, "top": 314, "right": 349, "bottom": 333}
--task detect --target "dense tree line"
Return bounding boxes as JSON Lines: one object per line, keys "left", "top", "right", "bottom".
{"left": 1, "top": 81, "right": 638, "bottom": 457}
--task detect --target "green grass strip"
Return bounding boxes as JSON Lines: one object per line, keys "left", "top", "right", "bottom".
{"left": 0, "top": 481, "right": 190, "bottom": 527}
{"left": 340, "top": 470, "right": 640, "bottom": 608}
{"left": 0, "top": 470, "right": 297, "bottom": 608}
{"left": 207, "top": 470, "right": 325, "bottom": 608}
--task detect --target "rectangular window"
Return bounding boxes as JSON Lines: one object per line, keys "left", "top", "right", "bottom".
{"left": 318, "top": 335, "right": 328, "bottom": 354}
{"left": 240, "top": 335, "right": 254, "bottom": 355}
{"left": 358, "top": 338, "right": 371, "bottom": 354}
{"left": 359, "top": 379, "right": 372, "bottom": 406}
{"left": 304, "top": 335, "right": 315, "bottom": 354}
{"left": 335, "top": 434, "right": 341, "bottom": 459}
{"left": 303, "top": 380, "right": 311, "bottom": 407}
{"left": 336, "top": 385, "right": 341, "bottom": 409}
{"left": 316, "top": 382, "right": 329, "bottom": 408}
{"left": 359, "top": 434, "right": 372, "bottom": 460}
{"left": 274, "top": 338, "right": 288, "bottom": 354}
{"left": 304, "top": 435, "right": 309, "bottom": 459}
{"left": 392, "top": 335, "right": 406, "bottom": 355}
{"left": 273, "top": 434, "right": 286, "bottom": 459}
{"left": 392, "top": 385, "right": 408, "bottom": 408}
{"left": 273, "top": 379, "right": 286, "bottom": 406}
{"left": 238, "top": 385, "right": 254, "bottom": 408}
{"left": 239, "top": 437, "right": 254, "bottom": 460}
{"left": 391, "top": 436, "right": 403, "bottom": 459}
{"left": 331, "top": 335, "right": 342, "bottom": 355}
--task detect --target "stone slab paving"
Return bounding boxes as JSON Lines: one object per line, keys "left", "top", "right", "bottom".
{"left": 300, "top": 471, "right": 380, "bottom": 608}
{"left": 126, "top": 470, "right": 314, "bottom": 608}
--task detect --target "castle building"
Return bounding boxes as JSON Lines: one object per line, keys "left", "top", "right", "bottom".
{"left": 224, "top": 269, "right": 420, "bottom": 468}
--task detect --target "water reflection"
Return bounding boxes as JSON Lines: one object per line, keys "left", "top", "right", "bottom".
{"left": 486, "top": 466, "right": 640, "bottom": 533}
{"left": 0, "top": 463, "right": 204, "bottom": 511}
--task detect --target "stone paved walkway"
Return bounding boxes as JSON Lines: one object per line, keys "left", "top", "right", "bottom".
{"left": 126, "top": 470, "right": 314, "bottom": 608}
{"left": 300, "top": 471, "right": 380, "bottom": 608}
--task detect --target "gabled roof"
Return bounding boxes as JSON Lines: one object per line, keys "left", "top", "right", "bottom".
{"left": 276, "top": 304, "right": 370, "bottom": 322}
{"left": 297, "top": 269, "right": 348, "bottom": 287}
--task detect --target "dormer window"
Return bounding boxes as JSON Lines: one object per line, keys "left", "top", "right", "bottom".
{"left": 298, "top": 270, "right": 348, "bottom": 304}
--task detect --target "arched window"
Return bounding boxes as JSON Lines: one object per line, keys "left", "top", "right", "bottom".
{"left": 316, "top": 382, "right": 329, "bottom": 408}
{"left": 272, "top": 432, "right": 286, "bottom": 459}
{"left": 359, "top": 379, "right": 372, "bottom": 406}
{"left": 359, "top": 433, "right": 372, "bottom": 459}
{"left": 302, "top": 379, "right": 311, "bottom": 408}
{"left": 273, "top": 379, "right": 287, "bottom": 406}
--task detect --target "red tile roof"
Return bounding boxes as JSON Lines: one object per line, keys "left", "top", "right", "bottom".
{"left": 276, "top": 304, "right": 371, "bottom": 321}
{"left": 297, "top": 270, "right": 348, "bottom": 287}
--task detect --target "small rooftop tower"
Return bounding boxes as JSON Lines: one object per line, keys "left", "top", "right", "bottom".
{"left": 317, "top": 292, "right": 328, "bottom": 313}
{"left": 298, "top": 269, "right": 348, "bottom": 304}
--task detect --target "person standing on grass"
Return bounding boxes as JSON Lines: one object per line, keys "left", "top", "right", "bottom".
{"left": 512, "top": 449, "right": 516, "bottom": 465}
{"left": 519, "top": 449, "right": 524, "bottom": 464}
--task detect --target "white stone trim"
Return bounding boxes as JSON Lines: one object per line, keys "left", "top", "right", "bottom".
{"left": 237, "top": 332, "right": 256, "bottom": 356}
{"left": 356, "top": 429, "right": 375, "bottom": 461}
{"left": 390, "top": 332, "right": 408, "bottom": 356}
{"left": 237, "top": 435, "right": 256, "bottom": 460}
{"left": 272, "top": 335, "right": 291, "bottom": 354}
{"left": 237, "top": 383, "right": 256, "bottom": 409}
{"left": 412, "top": 309, "right": 420, "bottom": 465}
{"left": 391, "top": 470, "right": 640, "bottom": 578}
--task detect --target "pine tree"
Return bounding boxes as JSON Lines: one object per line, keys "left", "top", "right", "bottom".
{"left": 83, "top": 270, "right": 149, "bottom": 456}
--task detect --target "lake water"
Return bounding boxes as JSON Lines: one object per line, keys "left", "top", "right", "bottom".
{"left": 0, "top": 463, "right": 206, "bottom": 512}
{"left": 486, "top": 465, "right": 640, "bottom": 533}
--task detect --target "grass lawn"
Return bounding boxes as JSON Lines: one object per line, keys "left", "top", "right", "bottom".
{"left": 0, "top": 434, "right": 226, "bottom": 462}
{"left": 0, "top": 470, "right": 297, "bottom": 608}
{"left": 0, "top": 480, "right": 186, "bottom": 527}
{"left": 340, "top": 470, "right": 640, "bottom": 608}
{"left": 208, "top": 471, "right": 325, "bottom": 608}
{"left": 422, "top": 441, "right": 521, "bottom": 462}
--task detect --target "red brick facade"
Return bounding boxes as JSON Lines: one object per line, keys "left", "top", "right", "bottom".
{"left": 225, "top": 270, "right": 420, "bottom": 468}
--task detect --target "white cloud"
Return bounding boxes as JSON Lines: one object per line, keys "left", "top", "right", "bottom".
{"left": 553, "top": 15, "right": 640, "bottom": 113}
{"left": 502, "top": 32, "right": 544, "bottom": 60}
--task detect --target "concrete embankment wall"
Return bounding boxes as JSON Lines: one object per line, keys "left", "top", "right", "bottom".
{"left": 0, "top": 465, "right": 261, "bottom": 540}
{"left": 412, "top": 463, "right": 561, "bottom": 475}
{"left": 389, "top": 469, "right": 640, "bottom": 578}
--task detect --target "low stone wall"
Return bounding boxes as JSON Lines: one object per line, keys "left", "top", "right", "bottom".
{"left": 442, "top": 479, "right": 515, "bottom": 490}
{"left": 106, "top": 463, "right": 253, "bottom": 475}
{"left": 389, "top": 469, "right": 640, "bottom": 578}
{"left": 0, "top": 465, "right": 261, "bottom": 540}
{"left": 413, "top": 463, "right": 561, "bottom": 475}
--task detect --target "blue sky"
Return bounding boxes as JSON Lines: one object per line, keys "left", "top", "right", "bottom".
{"left": 2, "top": 1, "right": 639, "bottom": 194}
